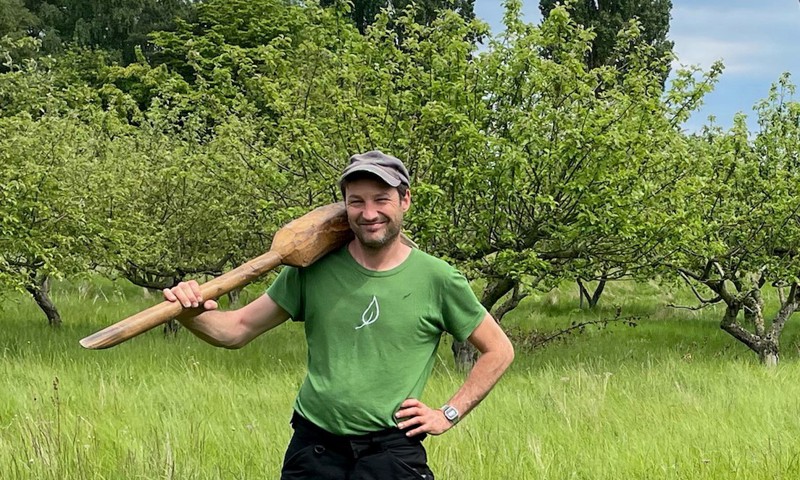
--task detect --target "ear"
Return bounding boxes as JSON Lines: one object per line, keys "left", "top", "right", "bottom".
{"left": 400, "top": 189, "right": 411, "bottom": 212}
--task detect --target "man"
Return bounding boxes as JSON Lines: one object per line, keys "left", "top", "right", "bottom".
{"left": 164, "top": 150, "right": 514, "bottom": 479}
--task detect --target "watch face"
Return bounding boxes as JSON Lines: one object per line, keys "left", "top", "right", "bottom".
{"left": 443, "top": 406, "right": 458, "bottom": 421}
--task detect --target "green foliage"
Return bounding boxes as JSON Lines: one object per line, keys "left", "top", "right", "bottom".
{"left": 0, "top": 0, "right": 38, "bottom": 40}
{"left": 11, "top": 0, "right": 196, "bottom": 63}
{"left": 0, "top": 37, "right": 117, "bottom": 119}
{"left": 320, "top": 0, "right": 476, "bottom": 34}
{"left": 98, "top": 110, "right": 288, "bottom": 288}
{"left": 673, "top": 75, "right": 800, "bottom": 285}
{"left": 0, "top": 37, "right": 120, "bottom": 324}
{"left": 5, "top": 0, "right": 799, "bottom": 357}
{"left": 400, "top": 3, "right": 714, "bottom": 301}
{"left": 540, "top": 0, "right": 673, "bottom": 74}
{"left": 0, "top": 113, "right": 110, "bottom": 292}
{"left": 148, "top": 0, "right": 354, "bottom": 122}
{"left": 653, "top": 74, "right": 800, "bottom": 364}
{"left": 1, "top": 0, "right": 721, "bottom": 323}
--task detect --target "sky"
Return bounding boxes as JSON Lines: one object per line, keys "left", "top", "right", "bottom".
{"left": 472, "top": 0, "right": 800, "bottom": 132}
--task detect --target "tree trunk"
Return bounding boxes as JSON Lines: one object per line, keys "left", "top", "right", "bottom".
{"left": 228, "top": 286, "right": 243, "bottom": 306}
{"left": 757, "top": 283, "right": 800, "bottom": 367}
{"left": 758, "top": 342, "right": 779, "bottom": 367}
{"left": 591, "top": 277, "right": 606, "bottom": 307}
{"left": 776, "top": 285, "right": 786, "bottom": 305}
{"left": 715, "top": 284, "right": 800, "bottom": 368}
{"left": 451, "top": 340, "right": 477, "bottom": 372}
{"left": 493, "top": 288, "right": 529, "bottom": 322}
{"left": 451, "top": 339, "right": 478, "bottom": 371}
{"left": 481, "top": 277, "right": 516, "bottom": 311}
{"left": 743, "top": 289, "right": 765, "bottom": 336}
{"left": 26, "top": 274, "right": 62, "bottom": 327}
{"left": 720, "top": 311, "right": 782, "bottom": 367}
{"left": 163, "top": 319, "right": 181, "bottom": 337}
{"left": 577, "top": 276, "right": 607, "bottom": 309}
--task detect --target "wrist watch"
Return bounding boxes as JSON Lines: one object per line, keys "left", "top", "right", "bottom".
{"left": 441, "top": 404, "right": 460, "bottom": 424}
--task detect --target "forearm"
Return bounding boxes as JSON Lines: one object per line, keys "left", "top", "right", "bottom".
{"left": 445, "top": 348, "right": 513, "bottom": 420}
{"left": 166, "top": 284, "right": 290, "bottom": 349}
{"left": 177, "top": 309, "right": 245, "bottom": 349}
{"left": 394, "top": 341, "right": 513, "bottom": 437}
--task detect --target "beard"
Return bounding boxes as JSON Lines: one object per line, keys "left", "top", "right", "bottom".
{"left": 350, "top": 215, "right": 403, "bottom": 250}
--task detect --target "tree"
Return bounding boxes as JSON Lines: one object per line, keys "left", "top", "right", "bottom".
{"left": 20, "top": 0, "right": 196, "bottom": 63}
{"left": 0, "top": 0, "right": 38, "bottom": 39}
{"left": 539, "top": 0, "right": 673, "bottom": 74}
{"left": 101, "top": 111, "right": 285, "bottom": 294}
{"left": 0, "top": 37, "right": 124, "bottom": 325}
{"left": 1, "top": 0, "right": 726, "bottom": 375}
{"left": 320, "top": 0, "right": 475, "bottom": 34}
{"left": 663, "top": 75, "right": 800, "bottom": 366}
{"left": 165, "top": 1, "right": 712, "bottom": 368}
{"left": 535, "top": 0, "right": 673, "bottom": 309}
{"left": 401, "top": 3, "right": 711, "bottom": 366}
{"left": 0, "top": 112, "right": 112, "bottom": 325}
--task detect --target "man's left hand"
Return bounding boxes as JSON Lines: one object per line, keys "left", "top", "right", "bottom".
{"left": 395, "top": 398, "right": 453, "bottom": 437}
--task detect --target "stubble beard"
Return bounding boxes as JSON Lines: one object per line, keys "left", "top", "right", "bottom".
{"left": 352, "top": 216, "right": 403, "bottom": 251}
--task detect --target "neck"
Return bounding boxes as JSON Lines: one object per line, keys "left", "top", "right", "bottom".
{"left": 348, "top": 237, "right": 412, "bottom": 271}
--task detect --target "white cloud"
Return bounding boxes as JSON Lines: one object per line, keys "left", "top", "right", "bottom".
{"left": 669, "top": 1, "right": 800, "bottom": 79}
{"left": 671, "top": 36, "right": 765, "bottom": 74}
{"left": 672, "top": 4, "right": 798, "bottom": 30}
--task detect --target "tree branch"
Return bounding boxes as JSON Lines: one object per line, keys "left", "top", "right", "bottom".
{"left": 770, "top": 283, "right": 800, "bottom": 338}
{"left": 677, "top": 270, "right": 720, "bottom": 304}
{"left": 720, "top": 303, "right": 761, "bottom": 352}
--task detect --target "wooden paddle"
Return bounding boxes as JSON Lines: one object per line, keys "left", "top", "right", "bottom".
{"left": 80, "top": 202, "right": 359, "bottom": 350}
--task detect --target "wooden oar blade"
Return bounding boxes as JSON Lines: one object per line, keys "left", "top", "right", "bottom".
{"left": 273, "top": 203, "right": 353, "bottom": 266}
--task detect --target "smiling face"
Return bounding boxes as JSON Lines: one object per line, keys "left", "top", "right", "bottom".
{"left": 344, "top": 176, "right": 411, "bottom": 251}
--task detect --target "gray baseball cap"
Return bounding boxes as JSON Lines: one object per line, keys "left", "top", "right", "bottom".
{"left": 339, "top": 150, "right": 410, "bottom": 188}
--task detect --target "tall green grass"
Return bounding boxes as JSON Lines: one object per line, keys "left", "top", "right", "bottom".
{"left": 2, "top": 277, "right": 800, "bottom": 479}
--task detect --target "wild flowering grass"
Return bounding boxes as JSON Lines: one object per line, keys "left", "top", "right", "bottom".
{"left": 2, "top": 277, "right": 800, "bottom": 479}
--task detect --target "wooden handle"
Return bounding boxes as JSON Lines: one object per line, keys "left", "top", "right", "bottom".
{"left": 79, "top": 203, "right": 353, "bottom": 350}
{"left": 79, "top": 251, "right": 284, "bottom": 349}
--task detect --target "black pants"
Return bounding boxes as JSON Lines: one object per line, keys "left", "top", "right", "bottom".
{"left": 280, "top": 412, "right": 435, "bottom": 480}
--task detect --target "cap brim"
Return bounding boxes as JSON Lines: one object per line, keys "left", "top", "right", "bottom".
{"left": 339, "top": 164, "right": 402, "bottom": 187}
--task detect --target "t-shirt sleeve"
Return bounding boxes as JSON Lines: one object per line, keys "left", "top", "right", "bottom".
{"left": 266, "top": 266, "right": 304, "bottom": 321}
{"left": 440, "top": 267, "right": 487, "bottom": 342}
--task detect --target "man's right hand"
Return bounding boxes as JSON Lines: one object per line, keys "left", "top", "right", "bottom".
{"left": 162, "top": 281, "right": 289, "bottom": 348}
{"left": 163, "top": 280, "right": 219, "bottom": 312}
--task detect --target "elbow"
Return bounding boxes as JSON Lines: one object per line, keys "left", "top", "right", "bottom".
{"left": 481, "top": 339, "right": 515, "bottom": 371}
{"left": 221, "top": 339, "right": 247, "bottom": 350}
{"left": 218, "top": 311, "right": 251, "bottom": 349}
{"left": 495, "top": 334, "right": 515, "bottom": 371}
{"left": 220, "top": 327, "right": 252, "bottom": 350}
{"left": 201, "top": 334, "right": 246, "bottom": 350}
{"left": 503, "top": 341, "right": 515, "bottom": 369}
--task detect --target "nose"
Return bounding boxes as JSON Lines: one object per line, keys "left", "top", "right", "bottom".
{"left": 361, "top": 203, "right": 379, "bottom": 222}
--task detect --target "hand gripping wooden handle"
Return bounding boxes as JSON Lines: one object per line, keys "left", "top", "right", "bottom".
{"left": 79, "top": 203, "right": 353, "bottom": 349}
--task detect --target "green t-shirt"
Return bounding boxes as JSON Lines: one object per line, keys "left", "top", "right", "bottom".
{"left": 267, "top": 246, "right": 486, "bottom": 435}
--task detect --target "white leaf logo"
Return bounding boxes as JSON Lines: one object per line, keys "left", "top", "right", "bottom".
{"left": 355, "top": 296, "right": 380, "bottom": 330}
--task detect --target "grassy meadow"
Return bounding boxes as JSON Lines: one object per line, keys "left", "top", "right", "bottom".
{"left": 2, "top": 277, "right": 800, "bottom": 479}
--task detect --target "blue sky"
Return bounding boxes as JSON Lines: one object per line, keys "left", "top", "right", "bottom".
{"left": 473, "top": 0, "right": 800, "bottom": 132}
